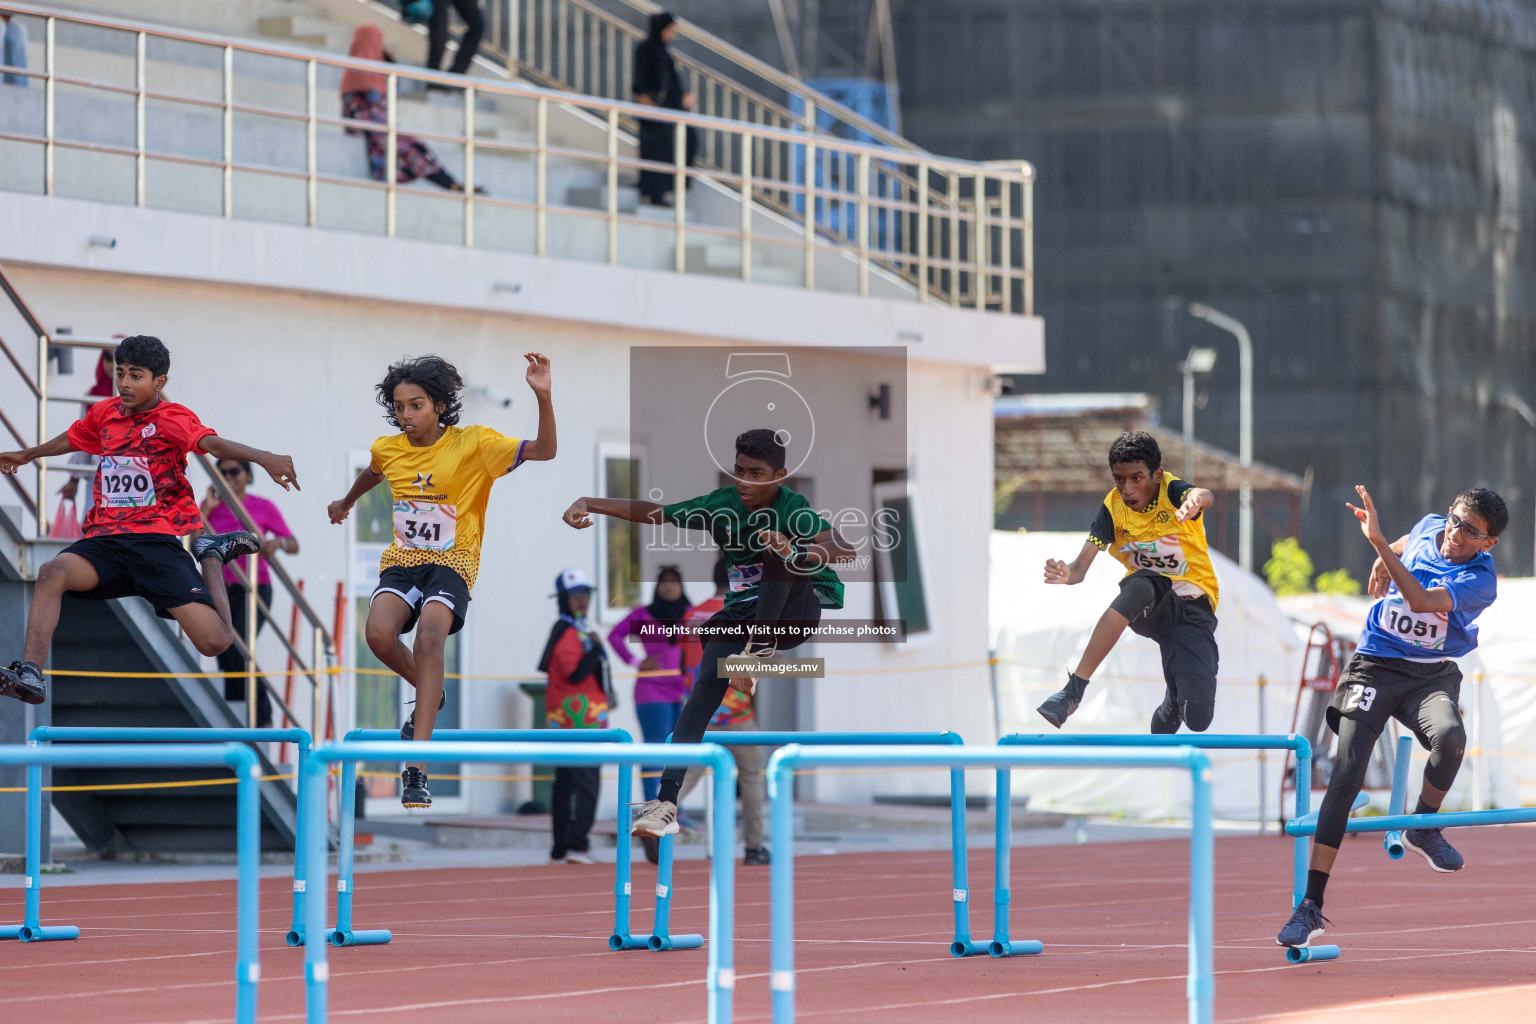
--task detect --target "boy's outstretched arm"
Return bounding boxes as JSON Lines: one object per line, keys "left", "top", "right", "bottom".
{"left": 1045, "top": 541, "right": 1099, "bottom": 585}
{"left": 199, "top": 436, "right": 299, "bottom": 491}
{"left": 517, "top": 353, "right": 558, "bottom": 463}
{"left": 0, "top": 431, "right": 75, "bottom": 473}
{"left": 329, "top": 466, "right": 384, "bottom": 524}
{"left": 1348, "top": 485, "right": 1452, "bottom": 613}
{"left": 563, "top": 497, "right": 666, "bottom": 528}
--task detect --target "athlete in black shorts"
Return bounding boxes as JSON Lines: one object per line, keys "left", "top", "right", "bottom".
{"left": 1277, "top": 485, "right": 1505, "bottom": 950}
{"left": 0, "top": 336, "right": 298, "bottom": 705}
{"left": 1036, "top": 432, "right": 1220, "bottom": 732}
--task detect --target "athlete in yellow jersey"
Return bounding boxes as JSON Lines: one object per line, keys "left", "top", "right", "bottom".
{"left": 329, "top": 354, "right": 557, "bottom": 807}
{"left": 1036, "top": 431, "right": 1220, "bottom": 733}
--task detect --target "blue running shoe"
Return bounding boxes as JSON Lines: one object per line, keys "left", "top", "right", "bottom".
{"left": 1276, "top": 898, "right": 1329, "bottom": 948}
{"left": 1403, "top": 828, "right": 1464, "bottom": 872}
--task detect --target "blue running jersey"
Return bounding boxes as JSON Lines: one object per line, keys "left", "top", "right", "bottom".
{"left": 1356, "top": 514, "right": 1497, "bottom": 660}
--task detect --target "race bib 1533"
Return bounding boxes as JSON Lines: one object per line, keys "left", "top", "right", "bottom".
{"left": 728, "top": 562, "right": 763, "bottom": 593}
{"left": 1119, "top": 535, "right": 1187, "bottom": 576}
{"left": 393, "top": 500, "right": 457, "bottom": 551}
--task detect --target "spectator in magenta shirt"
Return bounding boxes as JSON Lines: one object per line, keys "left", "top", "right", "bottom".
{"left": 200, "top": 459, "right": 299, "bottom": 727}
{"left": 608, "top": 565, "right": 692, "bottom": 802}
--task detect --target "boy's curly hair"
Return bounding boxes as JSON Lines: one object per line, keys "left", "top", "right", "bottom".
{"left": 376, "top": 356, "right": 464, "bottom": 428}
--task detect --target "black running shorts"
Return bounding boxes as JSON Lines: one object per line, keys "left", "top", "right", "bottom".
{"left": 62, "top": 533, "right": 216, "bottom": 619}
{"left": 371, "top": 564, "right": 470, "bottom": 636}
{"left": 1326, "top": 653, "right": 1462, "bottom": 740}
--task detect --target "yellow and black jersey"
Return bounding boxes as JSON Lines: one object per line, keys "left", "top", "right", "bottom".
{"left": 1088, "top": 474, "right": 1219, "bottom": 608}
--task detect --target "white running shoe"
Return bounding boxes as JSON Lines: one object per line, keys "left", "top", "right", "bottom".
{"left": 631, "top": 799, "right": 680, "bottom": 838}
{"left": 563, "top": 850, "right": 595, "bottom": 865}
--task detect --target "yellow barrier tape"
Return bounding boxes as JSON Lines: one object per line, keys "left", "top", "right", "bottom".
{"left": 354, "top": 764, "right": 965, "bottom": 783}
{"left": 0, "top": 772, "right": 295, "bottom": 794}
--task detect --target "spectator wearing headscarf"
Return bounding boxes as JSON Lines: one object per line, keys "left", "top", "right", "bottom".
{"left": 340, "top": 25, "right": 476, "bottom": 192}
{"left": 608, "top": 565, "right": 692, "bottom": 802}
{"left": 539, "top": 568, "right": 612, "bottom": 864}
{"left": 631, "top": 12, "right": 698, "bottom": 206}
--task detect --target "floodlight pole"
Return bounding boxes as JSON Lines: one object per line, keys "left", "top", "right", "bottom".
{"left": 1189, "top": 303, "right": 1254, "bottom": 572}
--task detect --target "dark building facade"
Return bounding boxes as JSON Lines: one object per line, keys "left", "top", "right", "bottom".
{"left": 662, "top": 0, "right": 1536, "bottom": 577}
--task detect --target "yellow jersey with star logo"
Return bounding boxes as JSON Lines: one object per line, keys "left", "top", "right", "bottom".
{"left": 370, "top": 425, "right": 526, "bottom": 591}
{"left": 1087, "top": 473, "right": 1219, "bottom": 608}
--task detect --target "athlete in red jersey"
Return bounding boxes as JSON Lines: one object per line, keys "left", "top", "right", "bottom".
{"left": 0, "top": 336, "right": 299, "bottom": 707}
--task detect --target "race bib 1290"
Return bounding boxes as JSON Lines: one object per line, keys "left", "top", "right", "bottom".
{"left": 98, "top": 456, "right": 156, "bottom": 508}
{"left": 393, "top": 500, "right": 457, "bottom": 551}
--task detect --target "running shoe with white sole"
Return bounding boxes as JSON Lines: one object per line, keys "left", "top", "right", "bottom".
{"left": 1403, "top": 827, "right": 1464, "bottom": 872}
{"left": 631, "top": 799, "right": 679, "bottom": 838}
{"left": 191, "top": 530, "right": 261, "bottom": 566}
{"left": 1275, "top": 898, "right": 1329, "bottom": 948}
{"left": 563, "top": 850, "right": 595, "bottom": 865}
{"left": 0, "top": 660, "right": 46, "bottom": 705}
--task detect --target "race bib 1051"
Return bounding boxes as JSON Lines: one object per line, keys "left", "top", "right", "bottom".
{"left": 393, "top": 500, "right": 457, "bottom": 551}
{"left": 98, "top": 456, "right": 156, "bottom": 508}
{"left": 1379, "top": 596, "right": 1449, "bottom": 650}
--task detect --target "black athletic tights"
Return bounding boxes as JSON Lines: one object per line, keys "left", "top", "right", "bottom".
{"left": 655, "top": 551, "right": 818, "bottom": 805}
{"left": 1312, "top": 703, "right": 1466, "bottom": 851}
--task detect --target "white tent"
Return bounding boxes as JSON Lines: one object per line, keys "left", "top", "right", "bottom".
{"left": 989, "top": 530, "right": 1304, "bottom": 821}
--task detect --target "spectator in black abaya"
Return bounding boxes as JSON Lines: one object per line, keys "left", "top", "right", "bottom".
{"left": 632, "top": 12, "right": 698, "bottom": 206}
{"left": 427, "top": 0, "right": 485, "bottom": 77}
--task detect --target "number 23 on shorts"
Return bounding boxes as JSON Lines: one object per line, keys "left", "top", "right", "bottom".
{"left": 1342, "top": 684, "right": 1377, "bottom": 712}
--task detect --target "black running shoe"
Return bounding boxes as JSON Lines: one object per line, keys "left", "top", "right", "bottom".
{"left": 1403, "top": 827, "right": 1465, "bottom": 872}
{"left": 191, "top": 530, "right": 261, "bottom": 566}
{"left": 1037, "top": 672, "right": 1089, "bottom": 729}
{"left": 1276, "top": 898, "right": 1329, "bottom": 948}
{"left": 0, "top": 661, "right": 45, "bottom": 705}
{"left": 744, "top": 846, "right": 771, "bottom": 866}
{"left": 400, "top": 767, "right": 431, "bottom": 809}
{"left": 399, "top": 690, "right": 448, "bottom": 741}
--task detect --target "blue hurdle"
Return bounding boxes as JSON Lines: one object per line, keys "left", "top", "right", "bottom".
{"left": 646, "top": 731, "right": 976, "bottom": 956}
{"left": 3, "top": 726, "right": 313, "bottom": 945}
{"left": 334, "top": 728, "right": 646, "bottom": 948}
{"left": 0, "top": 743, "right": 262, "bottom": 1023}
{"left": 303, "top": 740, "right": 738, "bottom": 1024}
{"left": 767, "top": 744, "right": 1216, "bottom": 1024}
{"left": 1383, "top": 734, "right": 1414, "bottom": 859}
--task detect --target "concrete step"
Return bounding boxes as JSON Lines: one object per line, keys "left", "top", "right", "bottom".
{"left": 255, "top": 15, "right": 338, "bottom": 50}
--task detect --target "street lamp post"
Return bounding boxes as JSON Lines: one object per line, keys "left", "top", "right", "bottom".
{"left": 1179, "top": 346, "right": 1218, "bottom": 481}
{"left": 1188, "top": 303, "right": 1254, "bottom": 572}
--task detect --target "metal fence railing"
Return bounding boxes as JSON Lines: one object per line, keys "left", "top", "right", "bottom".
{"left": 0, "top": 2, "right": 1033, "bottom": 314}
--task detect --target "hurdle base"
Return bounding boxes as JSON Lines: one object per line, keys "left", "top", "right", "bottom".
{"left": 285, "top": 929, "right": 305, "bottom": 947}
{"left": 1383, "top": 831, "right": 1405, "bottom": 859}
{"left": 989, "top": 939, "right": 1044, "bottom": 958}
{"left": 950, "top": 939, "right": 990, "bottom": 958}
{"left": 14, "top": 924, "right": 80, "bottom": 942}
{"left": 1286, "top": 944, "right": 1340, "bottom": 964}
{"left": 609, "top": 933, "right": 654, "bottom": 951}
{"left": 648, "top": 932, "right": 703, "bottom": 951}
{"left": 330, "top": 928, "right": 393, "bottom": 947}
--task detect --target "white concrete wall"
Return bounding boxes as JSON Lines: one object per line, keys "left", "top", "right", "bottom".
{"left": 0, "top": 188, "right": 1036, "bottom": 816}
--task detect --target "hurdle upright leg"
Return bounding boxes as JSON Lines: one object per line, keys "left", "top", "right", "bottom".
{"left": 11, "top": 762, "right": 79, "bottom": 942}
{"left": 1383, "top": 734, "right": 1413, "bottom": 859}
{"left": 330, "top": 760, "right": 391, "bottom": 946}
{"left": 948, "top": 763, "right": 985, "bottom": 956}
{"left": 988, "top": 766, "right": 1041, "bottom": 958}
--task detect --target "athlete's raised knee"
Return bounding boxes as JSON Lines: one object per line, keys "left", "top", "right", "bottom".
{"left": 1434, "top": 722, "right": 1467, "bottom": 760}
{"left": 1182, "top": 702, "right": 1215, "bottom": 732}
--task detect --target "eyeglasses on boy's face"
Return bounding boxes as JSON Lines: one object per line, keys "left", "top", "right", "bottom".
{"left": 1447, "top": 510, "right": 1489, "bottom": 542}
{"left": 219, "top": 466, "right": 244, "bottom": 480}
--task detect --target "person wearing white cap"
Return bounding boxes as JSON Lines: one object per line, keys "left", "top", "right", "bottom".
{"left": 537, "top": 567, "right": 613, "bottom": 863}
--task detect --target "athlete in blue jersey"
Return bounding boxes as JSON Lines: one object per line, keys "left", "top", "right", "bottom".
{"left": 1277, "top": 485, "right": 1506, "bottom": 950}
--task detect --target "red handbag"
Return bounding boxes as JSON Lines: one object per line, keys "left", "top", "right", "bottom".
{"left": 50, "top": 496, "right": 84, "bottom": 540}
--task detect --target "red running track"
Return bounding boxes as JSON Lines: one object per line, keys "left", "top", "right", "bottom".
{"left": 5, "top": 825, "right": 1536, "bottom": 1022}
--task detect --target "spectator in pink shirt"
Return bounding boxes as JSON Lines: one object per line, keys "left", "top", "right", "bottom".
{"left": 608, "top": 565, "right": 692, "bottom": 802}
{"left": 200, "top": 459, "right": 299, "bottom": 726}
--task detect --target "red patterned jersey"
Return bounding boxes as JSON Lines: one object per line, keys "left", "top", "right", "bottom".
{"left": 67, "top": 398, "right": 217, "bottom": 538}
